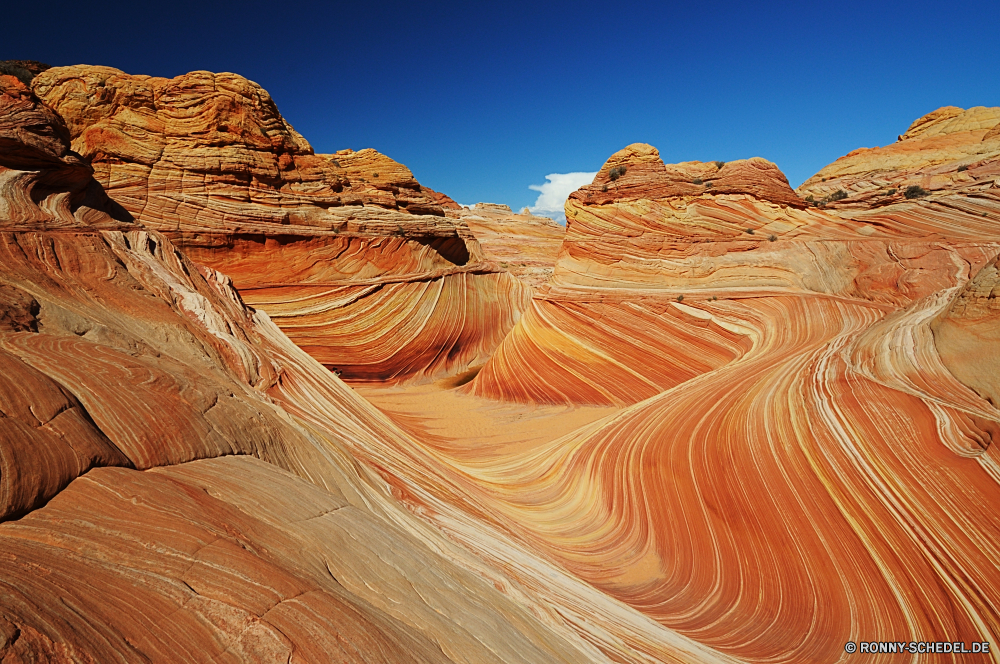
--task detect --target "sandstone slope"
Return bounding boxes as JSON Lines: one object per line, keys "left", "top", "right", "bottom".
{"left": 471, "top": 141, "right": 1000, "bottom": 406}
{"left": 31, "top": 65, "right": 530, "bottom": 383}
{"left": 797, "top": 105, "right": 1000, "bottom": 209}
{"left": 382, "top": 130, "right": 1000, "bottom": 662}
{"left": 452, "top": 203, "right": 565, "bottom": 288}
{"left": 0, "top": 73, "right": 608, "bottom": 664}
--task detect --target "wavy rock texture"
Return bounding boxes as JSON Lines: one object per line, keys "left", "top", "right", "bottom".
{"left": 32, "top": 65, "right": 528, "bottom": 382}
{"left": 454, "top": 203, "right": 565, "bottom": 287}
{"left": 0, "top": 82, "right": 614, "bottom": 664}
{"left": 797, "top": 105, "right": 1000, "bottom": 209}
{"left": 471, "top": 141, "right": 1000, "bottom": 405}
{"left": 358, "top": 129, "right": 1000, "bottom": 662}
{"left": 10, "top": 63, "right": 1000, "bottom": 663}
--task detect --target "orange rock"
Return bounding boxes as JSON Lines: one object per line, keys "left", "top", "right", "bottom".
{"left": 453, "top": 203, "right": 565, "bottom": 288}
{"left": 0, "top": 73, "right": 132, "bottom": 230}
{"left": 33, "top": 66, "right": 528, "bottom": 383}
{"left": 571, "top": 144, "right": 806, "bottom": 209}
{"left": 385, "top": 129, "right": 1000, "bottom": 662}
{"left": 0, "top": 81, "right": 600, "bottom": 664}
{"left": 797, "top": 105, "right": 1000, "bottom": 208}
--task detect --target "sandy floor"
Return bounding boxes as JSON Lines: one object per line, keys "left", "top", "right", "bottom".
{"left": 350, "top": 372, "right": 619, "bottom": 463}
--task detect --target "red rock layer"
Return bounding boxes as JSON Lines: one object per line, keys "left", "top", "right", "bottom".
{"left": 472, "top": 297, "right": 750, "bottom": 405}
{"left": 32, "top": 66, "right": 527, "bottom": 382}
{"left": 471, "top": 137, "right": 1000, "bottom": 404}
{"left": 454, "top": 203, "right": 566, "bottom": 288}
{"left": 933, "top": 254, "right": 1000, "bottom": 412}
{"left": 344, "top": 126, "right": 993, "bottom": 662}
{"left": 0, "top": 80, "right": 602, "bottom": 664}
{"left": 796, "top": 105, "right": 1000, "bottom": 209}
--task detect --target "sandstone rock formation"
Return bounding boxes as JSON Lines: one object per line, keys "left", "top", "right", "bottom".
{"left": 452, "top": 203, "right": 565, "bottom": 287}
{"left": 0, "top": 75, "right": 607, "bottom": 664}
{"left": 7, "top": 60, "right": 1000, "bottom": 664}
{"left": 797, "top": 105, "right": 1000, "bottom": 209}
{"left": 375, "top": 129, "right": 1000, "bottom": 662}
{"left": 32, "top": 65, "right": 530, "bottom": 383}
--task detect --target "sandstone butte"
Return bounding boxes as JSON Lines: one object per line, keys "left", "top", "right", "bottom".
{"left": 4, "top": 55, "right": 1000, "bottom": 664}
{"left": 30, "top": 65, "right": 532, "bottom": 384}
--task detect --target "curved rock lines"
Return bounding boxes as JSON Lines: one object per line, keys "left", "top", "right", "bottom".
{"left": 394, "top": 290, "right": 1000, "bottom": 662}
{"left": 470, "top": 296, "right": 750, "bottom": 405}
{"left": 244, "top": 270, "right": 531, "bottom": 382}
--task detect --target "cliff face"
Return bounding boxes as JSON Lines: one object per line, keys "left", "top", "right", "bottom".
{"left": 32, "top": 66, "right": 529, "bottom": 383}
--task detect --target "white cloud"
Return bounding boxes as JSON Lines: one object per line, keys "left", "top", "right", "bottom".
{"left": 529, "top": 172, "right": 597, "bottom": 224}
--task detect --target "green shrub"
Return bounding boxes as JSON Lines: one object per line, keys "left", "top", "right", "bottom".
{"left": 676, "top": 294, "right": 684, "bottom": 302}
{"left": 904, "top": 185, "right": 929, "bottom": 199}
{"left": 601, "top": 184, "right": 608, "bottom": 192}
{"left": 745, "top": 228, "right": 755, "bottom": 234}
{"left": 705, "top": 182, "right": 713, "bottom": 188}
{"left": 805, "top": 194, "right": 815, "bottom": 203}
{"left": 714, "top": 161, "right": 725, "bottom": 169}
{"left": 828, "top": 189, "right": 848, "bottom": 202}
{"left": 692, "top": 178, "right": 703, "bottom": 185}
{"left": 608, "top": 165, "right": 627, "bottom": 181}
{"left": 768, "top": 234, "right": 777, "bottom": 242}
{"left": 887, "top": 188, "right": 897, "bottom": 196}
{"left": 372, "top": 172, "right": 379, "bottom": 178}
{"left": 0, "top": 62, "right": 34, "bottom": 86}
{"left": 958, "top": 164, "right": 968, "bottom": 172}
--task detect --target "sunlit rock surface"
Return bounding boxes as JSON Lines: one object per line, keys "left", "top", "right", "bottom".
{"left": 0, "top": 74, "right": 607, "bottom": 664}
{"left": 406, "top": 129, "right": 1000, "bottom": 661}
{"left": 453, "top": 203, "right": 565, "bottom": 288}
{"left": 797, "top": 105, "right": 1000, "bottom": 209}
{"left": 32, "top": 65, "right": 529, "bottom": 383}
{"left": 7, "top": 63, "right": 1000, "bottom": 663}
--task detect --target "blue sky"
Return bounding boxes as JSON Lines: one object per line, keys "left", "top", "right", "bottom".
{"left": 8, "top": 0, "right": 999, "bottom": 218}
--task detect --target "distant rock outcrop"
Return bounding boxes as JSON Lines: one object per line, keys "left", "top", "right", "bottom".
{"left": 797, "top": 105, "right": 1000, "bottom": 209}
{"left": 452, "top": 203, "right": 565, "bottom": 288}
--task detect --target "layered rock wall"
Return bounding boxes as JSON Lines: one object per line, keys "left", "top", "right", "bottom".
{"left": 0, "top": 77, "right": 600, "bottom": 664}
{"left": 32, "top": 66, "right": 528, "bottom": 382}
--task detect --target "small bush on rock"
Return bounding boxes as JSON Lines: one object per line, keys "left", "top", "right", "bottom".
{"left": 904, "top": 185, "right": 929, "bottom": 199}
{"left": 958, "top": 164, "right": 968, "bottom": 172}
{"left": 693, "top": 178, "right": 703, "bottom": 185}
{"left": 608, "top": 165, "right": 627, "bottom": 181}
{"left": 0, "top": 62, "right": 34, "bottom": 86}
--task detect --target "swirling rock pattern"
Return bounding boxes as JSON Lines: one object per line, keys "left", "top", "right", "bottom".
{"left": 8, "top": 64, "right": 1000, "bottom": 663}
{"left": 370, "top": 130, "right": 1000, "bottom": 661}
{"left": 0, "top": 86, "right": 605, "bottom": 664}
{"left": 454, "top": 203, "right": 565, "bottom": 288}
{"left": 797, "top": 105, "right": 1000, "bottom": 209}
{"left": 33, "top": 66, "right": 528, "bottom": 382}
